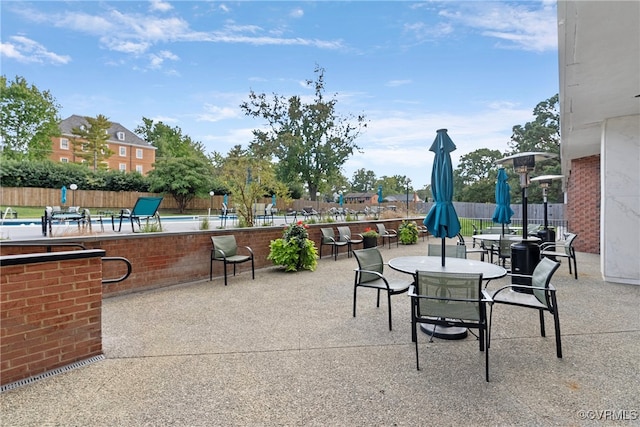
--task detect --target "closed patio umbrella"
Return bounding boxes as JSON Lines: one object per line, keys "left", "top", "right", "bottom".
{"left": 491, "top": 167, "right": 514, "bottom": 235}
{"left": 424, "top": 129, "right": 461, "bottom": 266}
{"left": 61, "top": 186, "right": 67, "bottom": 205}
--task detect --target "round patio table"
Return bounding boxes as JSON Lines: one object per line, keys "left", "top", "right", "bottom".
{"left": 388, "top": 256, "right": 507, "bottom": 340}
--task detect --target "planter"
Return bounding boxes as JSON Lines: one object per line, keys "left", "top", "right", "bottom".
{"left": 363, "top": 236, "right": 378, "bottom": 249}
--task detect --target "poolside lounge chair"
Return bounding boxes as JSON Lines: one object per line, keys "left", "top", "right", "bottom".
{"left": 113, "top": 196, "right": 163, "bottom": 232}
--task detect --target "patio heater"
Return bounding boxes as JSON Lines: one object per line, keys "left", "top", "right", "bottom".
{"left": 495, "top": 152, "right": 557, "bottom": 236}
{"left": 209, "top": 191, "right": 214, "bottom": 218}
{"left": 495, "top": 152, "right": 557, "bottom": 290}
{"left": 530, "top": 174, "right": 564, "bottom": 245}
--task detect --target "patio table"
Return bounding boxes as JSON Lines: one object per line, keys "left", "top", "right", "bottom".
{"left": 388, "top": 255, "right": 507, "bottom": 339}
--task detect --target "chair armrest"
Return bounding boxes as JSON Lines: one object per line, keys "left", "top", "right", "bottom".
{"left": 481, "top": 289, "right": 493, "bottom": 303}
{"left": 212, "top": 248, "right": 228, "bottom": 260}
{"left": 490, "top": 283, "right": 556, "bottom": 298}
{"left": 540, "top": 241, "right": 566, "bottom": 250}
{"left": 242, "top": 246, "right": 254, "bottom": 257}
{"left": 355, "top": 269, "right": 386, "bottom": 282}
{"left": 408, "top": 284, "right": 417, "bottom": 297}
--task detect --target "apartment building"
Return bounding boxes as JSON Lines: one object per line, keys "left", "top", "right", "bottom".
{"left": 50, "top": 115, "right": 156, "bottom": 175}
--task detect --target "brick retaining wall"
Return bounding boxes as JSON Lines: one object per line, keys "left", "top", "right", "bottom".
{"left": 0, "top": 250, "right": 105, "bottom": 386}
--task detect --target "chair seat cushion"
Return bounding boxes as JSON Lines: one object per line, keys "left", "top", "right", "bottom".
{"left": 540, "top": 250, "right": 569, "bottom": 258}
{"left": 218, "top": 255, "right": 251, "bottom": 263}
{"left": 489, "top": 289, "right": 547, "bottom": 309}
{"left": 360, "top": 278, "right": 411, "bottom": 293}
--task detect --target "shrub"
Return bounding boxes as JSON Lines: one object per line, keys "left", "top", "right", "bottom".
{"left": 398, "top": 220, "right": 418, "bottom": 244}
{"left": 268, "top": 221, "right": 318, "bottom": 272}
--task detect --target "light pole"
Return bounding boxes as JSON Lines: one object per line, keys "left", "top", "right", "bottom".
{"left": 405, "top": 178, "right": 411, "bottom": 218}
{"left": 69, "top": 183, "right": 78, "bottom": 206}
{"left": 316, "top": 191, "right": 320, "bottom": 211}
{"left": 209, "top": 191, "right": 214, "bottom": 217}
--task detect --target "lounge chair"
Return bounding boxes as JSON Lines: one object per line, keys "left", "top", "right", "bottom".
{"left": 113, "top": 197, "right": 163, "bottom": 232}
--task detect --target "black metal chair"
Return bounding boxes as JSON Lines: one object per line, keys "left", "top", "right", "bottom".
{"left": 352, "top": 248, "right": 411, "bottom": 331}
{"left": 486, "top": 257, "right": 563, "bottom": 358}
{"left": 540, "top": 233, "right": 578, "bottom": 279}
{"left": 410, "top": 271, "right": 490, "bottom": 381}
{"left": 376, "top": 223, "right": 398, "bottom": 248}
{"left": 320, "top": 227, "right": 348, "bottom": 260}
{"left": 337, "top": 226, "right": 363, "bottom": 258}
{"left": 210, "top": 235, "right": 254, "bottom": 286}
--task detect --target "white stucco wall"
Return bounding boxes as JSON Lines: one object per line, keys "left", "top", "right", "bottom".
{"left": 601, "top": 115, "right": 640, "bottom": 285}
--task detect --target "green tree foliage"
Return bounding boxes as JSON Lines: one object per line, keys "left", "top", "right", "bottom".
{"left": 240, "top": 65, "right": 367, "bottom": 201}
{"left": 216, "top": 146, "right": 289, "bottom": 226}
{"left": 351, "top": 168, "right": 377, "bottom": 192}
{"left": 452, "top": 149, "right": 503, "bottom": 202}
{"left": 147, "top": 157, "right": 214, "bottom": 213}
{"left": 0, "top": 75, "right": 60, "bottom": 160}
{"left": 376, "top": 175, "right": 412, "bottom": 197}
{"left": 451, "top": 94, "right": 561, "bottom": 204}
{"left": 507, "top": 94, "right": 561, "bottom": 203}
{"left": 0, "top": 159, "right": 149, "bottom": 191}
{"left": 135, "top": 118, "right": 208, "bottom": 160}
{"left": 71, "top": 114, "right": 114, "bottom": 171}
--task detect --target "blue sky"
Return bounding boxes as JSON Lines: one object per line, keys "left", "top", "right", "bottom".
{"left": 1, "top": 0, "right": 559, "bottom": 190}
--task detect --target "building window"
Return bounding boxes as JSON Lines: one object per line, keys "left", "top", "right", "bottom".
{"left": 136, "top": 148, "right": 143, "bottom": 159}
{"left": 60, "top": 157, "right": 69, "bottom": 163}
{"left": 117, "top": 131, "right": 125, "bottom": 141}
{"left": 136, "top": 165, "right": 143, "bottom": 173}
{"left": 60, "top": 138, "right": 69, "bottom": 150}
{"left": 119, "top": 163, "right": 126, "bottom": 171}
{"left": 119, "top": 146, "right": 126, "bottom": 157}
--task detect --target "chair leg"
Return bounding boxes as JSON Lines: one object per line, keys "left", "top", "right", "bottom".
{"left": 551, "top": 294, "right": 563, "bottom": 358}
{"left": 210, "top": 258, "right": 213, "bottom": 281}
{"left": 376, "top": 289, "right": 381, "bottom": 307}
{"left": 387, "top": 291, "right": 392, "bottom": 331}
{"left": 353, "top": 285, "right": 358, "bottom": 318}
{"left": 223, "top": 261, "right": 228, "bottom": 286}
{"left": 415, "top": 331, "right": 420, "bottom": 371}
{"left": 485, "top": 328, "right": 490, "bottom": 382}
{"left": 251, "top": 257, "right": 255, "bottom": 280}
{"left": 572, "top": 256, "right": 578, "bottom": 279}
{"left": 538, "top": 309, "right": 546, "bottom": 337}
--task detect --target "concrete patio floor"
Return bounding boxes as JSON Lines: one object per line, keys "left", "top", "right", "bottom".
{"left": 1, "top": 238, "right": 639, "bottom": 426}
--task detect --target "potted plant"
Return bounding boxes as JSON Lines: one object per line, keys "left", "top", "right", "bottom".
{"left": 268, "top": 221, "right": 318, "bottom": 272}
{"left": 398, "top": 220, "right": 419, "bottom": 245}
{"left": 361, "top": 227, "right": 379, "bottom": 249}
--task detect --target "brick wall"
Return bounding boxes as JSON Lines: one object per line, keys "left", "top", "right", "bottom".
{"left": 1, "top": 220, "right": 409, "bottom": 297}
{"left": 0, "top": 250, "right": 105, "bottom": 386}
{"left": 566, "top": 155, "right": 600, "bottom": 253}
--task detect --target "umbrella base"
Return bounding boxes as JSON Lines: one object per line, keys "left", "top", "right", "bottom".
{"left": 420, "top": 323, "right": 468, "bottom": 340}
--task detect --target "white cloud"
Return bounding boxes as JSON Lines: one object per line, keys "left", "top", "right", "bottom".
{"left": 148, "top": 50, "right": 179, "bottom": 69}
{"left": 196, "top": 104, "right": 241, "bottom": 122}
{"left": 149, "top": 0, "right": 173, "bottom": 13}
{"left": 0, "top": 35, "right": 71, "bottom": 65}
{"left": 386, "top": 80, "right": 412, "bottom": 87}
{"left": 438, "top": 2, "right": 558, "bottom": 52}
{"left": 290, "top": 8, "right": 304, "bottom": 19}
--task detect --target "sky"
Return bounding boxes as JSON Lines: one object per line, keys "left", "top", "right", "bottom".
{"left": 0, "top": 0, "right": 559, "bottom": 190}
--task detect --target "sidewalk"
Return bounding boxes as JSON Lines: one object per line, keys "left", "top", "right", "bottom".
{"left": 1, "top": 239, "right": 639, "bottom": 425}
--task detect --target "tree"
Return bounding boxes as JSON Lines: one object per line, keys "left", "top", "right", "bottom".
{"left": 217, "top": 146, "right": 289, "bottom": 227}
{"left": 147, "top": 156, "right": 215, "bottom": 213}
{"left": 351, "top": 168, "right": 377, "bottom": 192}
{"left": 240, "top": 65, "right": 367, "bottom": 201}
{"left": 376, "top": 175, "right": 412, "bottom": 197}
{"left": 507, "top": 94, "right": 561, "bottom": 203}
{"left": 452, "top": 148, "right": 503, "bottom": 202}
{"left": 0, "top": 75, "right": 60, "bottom": 160}
{"left": 71, "top": 114, "right": 114, "bottom": 171}
{"left": 135, "top": 118, "right": 208, "bottom": 160}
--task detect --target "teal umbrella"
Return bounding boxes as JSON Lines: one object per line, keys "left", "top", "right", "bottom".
{"left": 492, "top": 167, "right": 514, "bottom": 234}
{"left": 61, "top": 186, "right": 67, "bottom": 205}
{"left": 424, "top": 129, "right": 461, "bottom": 266}
{"left": 339, "top": 193, "right": 343, "bottom": 207}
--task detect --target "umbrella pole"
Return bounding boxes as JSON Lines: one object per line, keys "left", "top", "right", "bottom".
{"left": 441, "top": 236, "right": 445, "bottom": 266}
